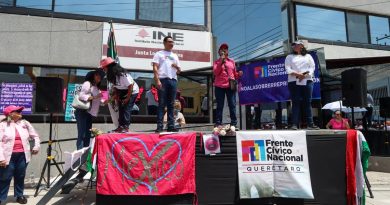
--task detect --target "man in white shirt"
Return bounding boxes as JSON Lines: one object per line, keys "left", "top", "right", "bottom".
{"left": 152, "top": 36, "right": 181, "bottom": 132}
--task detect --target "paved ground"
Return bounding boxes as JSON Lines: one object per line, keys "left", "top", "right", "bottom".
{"left": 366, "top": 171, "right": 390, "bottom": 205}
{"left": 0, "top": 171, "right": 389, "bottom": 205}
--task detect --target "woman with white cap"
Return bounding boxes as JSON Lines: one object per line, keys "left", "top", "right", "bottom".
{"left": 0, "top": 105, "right": 40, "bottom": 204}
{"left": 285, "top": 40, "right": 319, "bottom": 130}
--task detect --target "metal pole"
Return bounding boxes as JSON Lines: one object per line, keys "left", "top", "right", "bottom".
{"left": 351, "top": 107, "right": 355, "bottom": 128}
{"left": 47, "top": 113, "right": 53, "bottom": 188}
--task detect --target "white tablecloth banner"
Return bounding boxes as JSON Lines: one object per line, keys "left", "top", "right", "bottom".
{"left": 236, "top": 131, "right": 314, "bottom": 199}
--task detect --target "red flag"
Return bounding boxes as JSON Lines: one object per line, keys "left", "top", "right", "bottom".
{"left": 346, "top": 130, "right": 357, "bottom": 205}
{"left": 96, "top": 132, "right": 196, "bottom": 196}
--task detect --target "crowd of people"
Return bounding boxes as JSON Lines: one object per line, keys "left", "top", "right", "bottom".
{"left": 72, "top": 38, "right": 329, "bottom": 150}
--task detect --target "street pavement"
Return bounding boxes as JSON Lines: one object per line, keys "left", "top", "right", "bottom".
{"left": 366, "top": 171, "right": 390, "bottom": 205}
{"left": 1, "top": 171, "right": 389, "bottom": 205}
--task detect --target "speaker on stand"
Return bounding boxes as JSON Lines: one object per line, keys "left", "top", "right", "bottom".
{"left": 341, "top": 68, "right": 367, "bottom": 128}
{"left": 34, "top": 77, "right": 64, "bottom": 196}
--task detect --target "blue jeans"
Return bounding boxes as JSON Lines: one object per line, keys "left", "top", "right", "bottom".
{"left": 288, "top": 81, "right": 314, "bottom": 127}
{"left": 75, "top": 109, "right": 92, "bottom": 150}
{"left": 0, "top": 153, "right": 28, "bottom": 201}
{"left": 118, "top": 93, "right": 138, "bottom": 128}
{"left": 215, "top": 87, "right": 237, "bottom": 126}
{"left": 157, "top": 78, "right": 177, "bottom": 130}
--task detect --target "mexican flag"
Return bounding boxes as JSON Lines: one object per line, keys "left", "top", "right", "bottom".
{"left": 106, "top": 21, "right": 118, "bottom": 60}
{"left": 86, "top": 22, "right": 118, "bottom": 173}
{"left": 346, "top": 130, "right": 371, "bottom": 205}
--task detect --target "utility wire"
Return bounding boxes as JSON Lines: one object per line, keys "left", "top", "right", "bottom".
{"left": 228, "top": 25, "right": 282, "bottom": 52}
{"left": 229, "top": 30, "right": 282, "bottom": 57}
{"left": 233, "top": 36, "right": 283, "bottom": 60}
{"left": 230, "top": 31, "right": 282, "bottom": 58}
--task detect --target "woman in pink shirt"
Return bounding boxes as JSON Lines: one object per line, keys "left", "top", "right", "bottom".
{"left": 213, "top": 43, "right": 242, "bottom": 129}
{"left": 75, "top": 70, "right": 104, "bottom": 150}
{"left": 326, "top": 110, "right": 350, "bottom": 130}
{"left": 0, "top": 105, "right": 40, "bottom": 204}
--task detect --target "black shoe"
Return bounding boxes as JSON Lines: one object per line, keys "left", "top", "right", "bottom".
{"left": 16, "top": 196, "right": 27, "bottom": 204}
{"left": 307, "top": 124, "right": 320, "bottom": 130}
{"left": 167, "top": 128, "right": 179, "bottom": 132}
{"left": 121, "top": 126, "right": 129, "bottom": 133}
{"left": 155, "top": 128, "right": 163, "bottom": 133}
{"left": 112, "top": 126, "right": 124, "bottom": 133}
{"left": 291, "top": 125, "right": 298, "bottom": 130}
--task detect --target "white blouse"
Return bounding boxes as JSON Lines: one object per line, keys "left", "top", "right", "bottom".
{"left": 284, "top": 54, "right": 315, "bottom": 83}
{"left": 78, "top": 81, "right": 102, "bottom": 117}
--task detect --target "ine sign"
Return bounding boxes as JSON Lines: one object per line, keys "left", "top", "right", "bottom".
{"left": 102, "top": 23, "right": 212, "bottom": 71}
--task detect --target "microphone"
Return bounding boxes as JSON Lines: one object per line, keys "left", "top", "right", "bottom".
{"left": 221, "top": 51, "right": 226, "bottom": 63}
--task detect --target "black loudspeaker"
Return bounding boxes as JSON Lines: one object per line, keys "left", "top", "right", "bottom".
{"left": 380, "top": 97, "right": 390, "bottom": 118}
{"left": 341, "top": 68, "right": 367, "bottom": 107}
{"left": 35, "top": 77, "right": 64, "bottom": 113}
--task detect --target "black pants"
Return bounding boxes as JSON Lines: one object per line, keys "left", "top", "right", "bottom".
{"left": 363, "top": 106, "right": 373, "bottom": 130}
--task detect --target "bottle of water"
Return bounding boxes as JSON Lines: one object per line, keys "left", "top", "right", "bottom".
{"left": 30, "top": 172, "right": 36, "bottom": 188}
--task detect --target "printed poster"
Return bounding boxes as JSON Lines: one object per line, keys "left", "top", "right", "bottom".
{"left": 236, "top": 131, "right": 313, "bottom": 199}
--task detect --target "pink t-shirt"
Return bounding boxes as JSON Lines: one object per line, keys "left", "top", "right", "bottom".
{"left": 12, "top": 128, "right": 24, "bottom": 153}
{"left": 329, "top": 118, "right": 348, "bottom": 130}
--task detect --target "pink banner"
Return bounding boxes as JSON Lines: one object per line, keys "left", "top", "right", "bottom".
{"left": 96, "top": 132, "right": 197, "bottom": 196}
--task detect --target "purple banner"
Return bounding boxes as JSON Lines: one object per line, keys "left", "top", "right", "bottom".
{"left": 238, "top": 51, "right": 321, "bottom": 105}
{"left": 0, "top": 83, "right": 33, "bottom": 114}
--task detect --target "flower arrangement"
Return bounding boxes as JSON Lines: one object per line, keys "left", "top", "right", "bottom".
{"left": 212, "top": 125, "right": 236, "bottom": 136}
{"left": 90, "top": 128, "right": 104, "bottom": 137}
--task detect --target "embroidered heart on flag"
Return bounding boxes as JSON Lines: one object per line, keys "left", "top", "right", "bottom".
{"left": 96, "top": 132, "right": 196, "bottom": 196}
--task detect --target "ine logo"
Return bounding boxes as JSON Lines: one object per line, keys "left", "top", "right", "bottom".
{"left": 137, "top": 29, "right": 184, "bottom": 42}
{"left": 137, "top": 29, "right": 149, "bottom": 38}
{"left": 254, "top": 66, "right": 268, "bottom": 78}
{"left": 242, "top": 140, "right": 266, "bottom": 162}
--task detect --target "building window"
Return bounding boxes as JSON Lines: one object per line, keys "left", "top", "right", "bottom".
{"left": 16, "top": 0, "right": 52, "bottom": 10}
{"left": 346, "top": 12, "right": 369, "bottom": 44}
{"left": 296, "top": 5, "right": 347, "bottom": 42}
{"left": 173, "top": 0, "right": 204, "bottom": 25}
{"left": 281, "top": 8, "right": 289, "bottom": 40}
{"left": 369, "top": 16, "right": 390, "bottom": 45}
{"left": 55, "top": 0, "right": 136, "bottom": 20}
{"left": 0, "top": 0, "right": 13, "bottom": 6}
{"left": 138, "top": 0, "right": 171, "bottom": 22}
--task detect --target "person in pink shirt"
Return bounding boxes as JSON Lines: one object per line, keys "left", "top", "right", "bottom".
{"left": 213, "top": 43, "right": 242, "bottom": 129}
{"left": 0, "top": 105, "right": 40, "bottom": 204}
{"left": 326, "top": 110, "right": 350, "bottom": 130}
{"left": 75, "top": 70, "right": 104, "bottom": 149}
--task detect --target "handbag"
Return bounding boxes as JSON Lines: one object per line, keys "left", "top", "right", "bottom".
{"left": 229, "top": 79, "right": 237, "bottom": 92}
{"left": 72, "top": 93, "right": 91, "bottom": 110}
{"left": 222, "top": 61, "right": 238, "bottom": 92}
